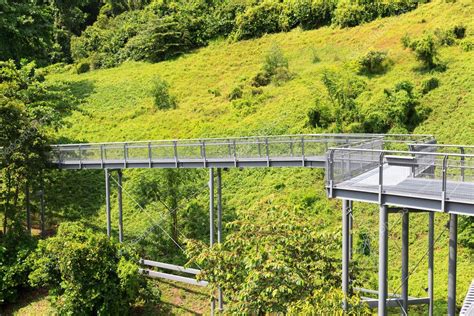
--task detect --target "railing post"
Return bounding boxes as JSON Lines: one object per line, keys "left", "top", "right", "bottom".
{"left": 78, "top": 145, "right": 83, "bottom": 169}
{"left": 201, "top": 141, "right": 207, "bottom": 168}
{"left": 148, "top": 142, "right": 152, "bottom": 168}
{"left": 265, "top": 137, "right": 270, "bottom": 167}
{"left": 124, "top": 143, "right": 128, "bottom": 168}
{"left": 301, "top": 137, "right": 305, "bottom": 167}
{"left": 257, "top": 138, "right": 262, "bottom": 157}
{"left": 441, "top": 155, "right": 448, "bottom": 212}
{"left": 100, "top": 145, "right": 104, "bottom": 169}
{"left": 460, "top": 147, "right": 465, "bottom": 182}
{"left": 378, "top": 153, "right": 385, "bottom": 205}
{"left": 173, "top": 141, "right": 178, "bottom": 168}
{"left": 233, "top": 139, "right": 237, "bottom": 167}
{"left": 328, "top": 149, "right": 335, "bottom": 198}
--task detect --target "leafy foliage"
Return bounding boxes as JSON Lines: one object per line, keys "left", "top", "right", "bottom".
{"left": 0, "top": 229, "right": 36, "bottom": 304}
{"left": 402, "top": 33, "right": 441, "bottom": 69}
{"left": 231, "top": 1, "right": 293, "bottom": 41}
{"left": 28, "top": 222, "right": 157, "bottom": 314}
{"left": 292, "top": 0, "right": 337, "bottom": 30}
{"left": 356, "top": 50, "right": 390, "bottom": 75}
{"left": 186, "top": 200, "right": 364, "bottom": 314}
{"left": 151, "top": 76, "right": 177, "bottom": 110}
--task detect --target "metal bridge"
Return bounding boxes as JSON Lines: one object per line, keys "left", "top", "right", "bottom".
{"left": 46, "top": 133, "right": 473, "bottom": 315}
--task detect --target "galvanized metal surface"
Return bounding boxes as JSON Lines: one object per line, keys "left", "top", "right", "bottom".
{"left": 460, "top": 280, "right": 474, "bottom": 316}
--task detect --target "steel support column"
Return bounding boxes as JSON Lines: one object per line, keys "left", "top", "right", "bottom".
{"left": 217, "top": 169, "right": 224, "bottom": 312}
{"left": 209, "top": 168, "right": 215, "bottom": 315}
{"left": 428, "top": 212, "right": 434, "bottom": 316}
{"left": 118, "top": 170, "right": 123, "bottom": 243}
{"left": 40, "top": 175, "right": 46, "bottom": 238}
{"left": 105, "top": 169, "right": 111, "bottom": 238}
{"left": 379, "top": 205, "right": 388, "bottom": 316}
{"left": 401, "top": 210, "right": 409, "bottom": 315}
{"left": 342, "top": 200, "right": 350, "bottom": 310}
{"left": 448, "top": 214, "right": 458, "bottom": 316}
{"left": 349, "top": 200, "right": 353, "bottom": 261}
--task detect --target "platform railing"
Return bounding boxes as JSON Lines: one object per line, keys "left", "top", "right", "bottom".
{"left": 327, "top": 147, "right": 474, "bottom": 206}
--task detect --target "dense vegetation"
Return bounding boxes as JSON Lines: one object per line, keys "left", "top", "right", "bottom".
{"left": 1, "top": 0, "right": 473, "bottom": 314}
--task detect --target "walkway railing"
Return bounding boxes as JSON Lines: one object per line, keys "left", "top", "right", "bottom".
{"left": 47, "top": 134, "right": 433, "bottom": 169}
{"left": 327, "top": 146, "right": 474, "bottom": 206}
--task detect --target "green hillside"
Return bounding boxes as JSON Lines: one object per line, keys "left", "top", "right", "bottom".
{"left": 17, "top": 0, "right": 473, "bottom": 314}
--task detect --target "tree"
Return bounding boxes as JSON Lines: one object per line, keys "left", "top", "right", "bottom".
{"left": 186, "top": 200, "right": 364, "bottom": 314}
{"left": 0, "top": 60, "right": 78, "bottom": 233}
{"left": 28, "top": 222, "right": 157, "bottom": 314}
{"left": 0, "top": 1, "right": 54, "bottom": 64}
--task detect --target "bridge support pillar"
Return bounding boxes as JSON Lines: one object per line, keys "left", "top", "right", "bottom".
{"left": 105, "top": 169, "right": 111, "bottom": 238}
{"left": 378, "top": 205, "right": 388, "bottom": 316}
{"left": 209, "top": 169, "right": 215, "bottom": 315}
{"left": 428, "top": 212, "right": 434, "bottom": 316}
{"left": 118, "top": 170, "right": 123, "bottom": 243}
{"left": 401, "top": 210, "right": 409, "bottom": 315}
{"left": 448, "top": 214, "right": 457, "bottom": 316}
{"left": 217, "top": 169, "right": 224, "bottom": 312}
{"left": 342, "top": 200, "right": 350, "bottom": 310}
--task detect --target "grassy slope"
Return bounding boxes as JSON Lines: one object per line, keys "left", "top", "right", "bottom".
{"left": 42, "top": 0, "right": 474, "bottom": 314}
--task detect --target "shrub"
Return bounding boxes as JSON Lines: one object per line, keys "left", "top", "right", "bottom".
{"left": 292, "top": 0, "right": 337, "bottom": 30}
{"left": 151, "top": 76, "right": 177, "bottom": 110}
{"left": 228, "top": 85, "right": 243, "bottom": 100}
{"left": 232, "top": 1, "right": 292, "bottom": 41}
{"left": 0, "top": 230, "right": 37, "bottom": 304}
{"left": 402, "top": 34, "right": 440, "bottom": 69}
{"left": 435, "top": 28, "right": 456, "bottom": 46}
{"left": 333, "top": 0, "right": 372, "bottom": 28}
{"left": 356, "top": 50, "right": 389, "bottom": 75}
{"left": 75, "top": 61, "right": 91, "bottom": 74}
{"left": 452, "top": 24, "right": 467, "bottom": 39}
{"left": 421, "top": 77, "right": 440, "bottom": 94}
{"left": 28, "top": 222, "right": 157, "bottom": 314}
{"left": 263, "top": 44, "right": 291, "bottom": 83}
{"left": 251, "top": 71, "right": 271, "bottom": 87}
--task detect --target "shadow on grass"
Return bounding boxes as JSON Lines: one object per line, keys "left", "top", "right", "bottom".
{"left": 0, "top": 288, "right": 49, "bottom": 316}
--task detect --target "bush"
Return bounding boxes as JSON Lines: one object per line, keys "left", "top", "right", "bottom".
{"left": 452, "top": 24, "right": 467, "bottom": 39}
{"left": 232, "top": 1, "right": 292, "bottom": 41}
{"left": 292, "top": 0, "right": 336, "bottom": 30}
{"left": 151, "top": 76, "right": 177, "bottom": 110}
{"left": 421, "top": 77, "right": 439, "bottom": 94}
{"left": 307, "top": 103, "right": 332, "bottom": 128}
{"left": 263, "top": 44, "right": 291, "bottom": 84}
{"left": 28, "top": 222, "right": 157, "bottom": 314}
{"left": 402, "top": 34, "right": 440, "bottom": 69}
{"left": 251, "top": 71, "right": 271, "bottom": 87}
{"left": 310, "top": 47, "right": 321, "bottom": 63}
{"left": 228, "top": 85, "right": 243, "bottom": 100}
{"left": 356, "top": 50, "right": 389, "bottom": 75}
{"left": 435, "top": 28, "right": 456, "bottom": 46}
{"left": 75, "top": 61, "right": 91, "bottom": 74}
{"left": 0, "top": 230, "right": 37, "bottom": 304}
